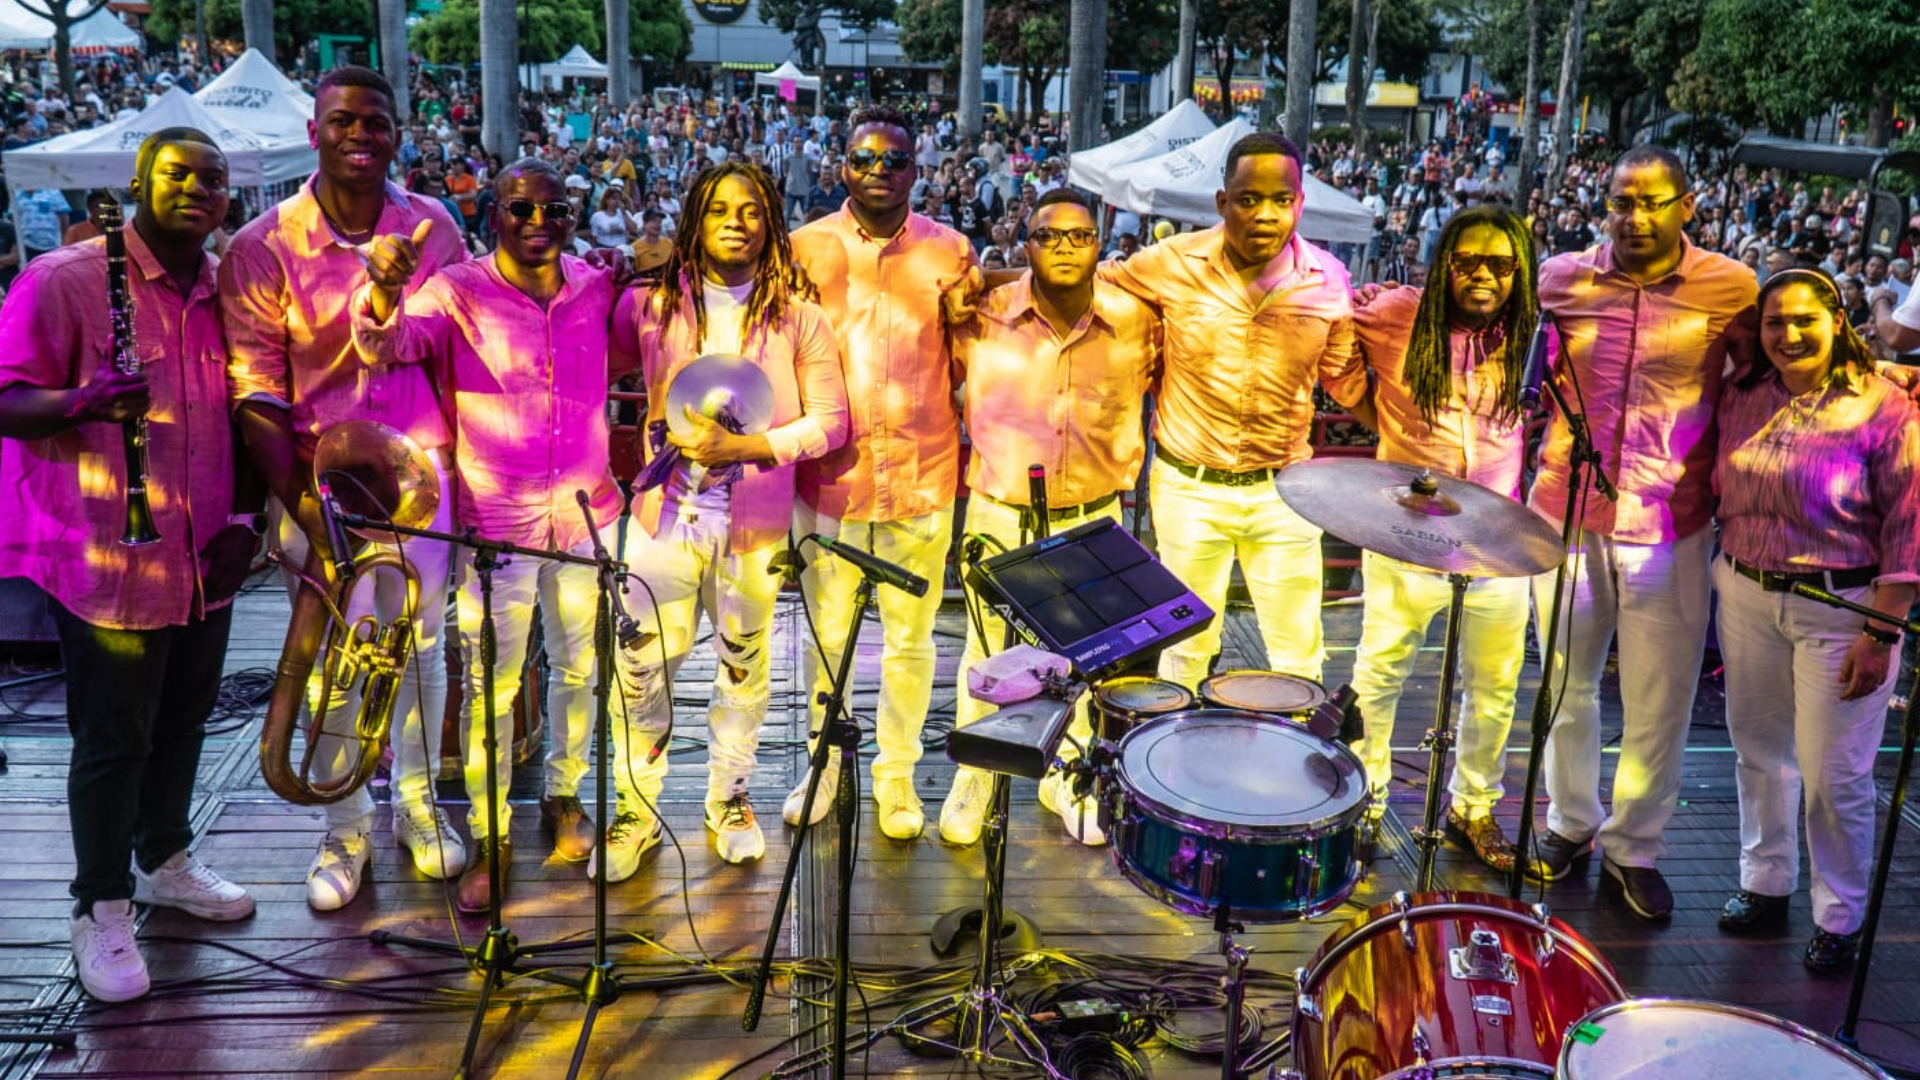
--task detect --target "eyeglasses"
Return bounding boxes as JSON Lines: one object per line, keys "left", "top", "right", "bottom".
{"left": 505, "top": 200, "right": 573, "bottom": 222}
{"left": 1604, "top": 192, "right": 1687, "bottom": 216}
{"left": 1029, "top": 227, "right": 1099, "bottom": 249}
{"left": 1448, "top": 252, "right": 1518, "bottom": 278}
{"left": 846, "top": 147, "right": 914, "bottom": 174}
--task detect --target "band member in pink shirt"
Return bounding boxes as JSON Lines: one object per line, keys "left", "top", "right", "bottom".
{"left": 612, "top": 162, "right": 849, "bottom": 866}
{"left": 0, "top": 129, "right": 259, "bottom": 1002}
{"left": 354, "top": 159, "right": 625, "bottom": 907}
{"left": 1712, "top": 268, "right": 1919, "bottom": 971}
{"left": 1336, "top": 206, "right": 1539, "bottom": 871}
{"left": 222, "top": 67, "right": 469, "bottom": 912}
{"left": 786, "top": 105, "right": 977, "bottom": 842}
{"left": 1525, "top": 145, "right": 1758, "bottom": 922}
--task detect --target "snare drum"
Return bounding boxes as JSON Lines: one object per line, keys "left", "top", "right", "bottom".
{"left": 1200, "top": 670, "right": 1328, "bottom": 721}
{"left": 1558, "top": 999, "right": 1892, "bottom": 1080}
{"left": 1092, "top": 677, "right": 1193, "bottom": 743}
{"left": 1105, "top": 709, "right": 1367, "bottom": 921}
{"left": 1291, "top": 891, "right": 1625, "bottom": 1080}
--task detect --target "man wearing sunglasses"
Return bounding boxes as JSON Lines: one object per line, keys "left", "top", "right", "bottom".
{"left": 352, "top": 158, "right": 623, "bottom": 907}
{"left": 222, "top": 65, "right": 470, "bottom": 914}
{"left": 785, "top": 104, "right": 979, "bottom": 843}
{"left": 1523, "top": 145, "right": 1758, "bottom": 923}
{"left": 1332, "top": 207, "right": 1541, "bottom": 872}
{"left": 940, "top": 189, "right": 1161, "bottom": 846}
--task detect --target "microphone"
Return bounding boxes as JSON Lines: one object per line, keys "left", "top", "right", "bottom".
{"left": 804, "top": 534, "right": 929, "bottom": 596}
{"left": 315, "top": 479, "right": 355, "bottom": 584}
{"left": 1518, "top": 311, "right": 1553, "bottom": 414}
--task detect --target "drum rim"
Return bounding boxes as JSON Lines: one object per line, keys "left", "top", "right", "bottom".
{"left": 1198, "top": 668, "right": 1329, "bottom": 711}
{"left": 1112, "top": 709, "right": 1370, "bottom": 838}
{"left": 1556, "top": 997, "right": 1894, "bottom": 1079}
{"left": 1373, "top": 1057, "right": 1555, "bottom": 1079}
{"left": 1295, "top": 891, "right": 1626, "bottom": 1001}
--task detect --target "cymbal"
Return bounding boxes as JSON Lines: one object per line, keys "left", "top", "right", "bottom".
{"left": 1274, "top": 459, "right": 1563, "bottom": 578}
{"left": 664, "top": 353, "right": 775, "bottom": 440}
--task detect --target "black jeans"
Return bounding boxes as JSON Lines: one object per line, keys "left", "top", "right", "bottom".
{"left": 52, "top": 599, "right": 232, "bottom": 910}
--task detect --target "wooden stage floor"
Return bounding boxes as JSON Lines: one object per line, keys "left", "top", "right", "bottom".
{"left": 4, "top": 574, "right": 1920, "bottom": 1079}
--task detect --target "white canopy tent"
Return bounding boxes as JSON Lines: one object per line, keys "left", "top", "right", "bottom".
{"left": 2, "top": 86, "right": 300, "bottom": 192}
{"left": 754, "top": 61, "right": 821, "bottom": 100}
{"left": 0, "top": 0, "right": 141, "bottom": 54}
{"left": 1066, "top": 98, "right": 1215, "bottom": 196}
{"left": 1104, "top": 118, "right": 1376, "bottom": 247}
{"left": 195, "top": 48, "right": 315, "bottom": 146}
{"left": 522, "top": 44, "right": 608, "bottom": 91}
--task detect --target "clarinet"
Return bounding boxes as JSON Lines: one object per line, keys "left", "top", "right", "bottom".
{"left": 101, "top": 199, "right": 159, "bottom": 546}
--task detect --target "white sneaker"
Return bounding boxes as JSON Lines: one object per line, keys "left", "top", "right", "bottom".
{"left": 781, "top": 751, "right": 841, "bottom": 826}
{"left": 71, "top": 899, "right": 148, "bottom": 1002}
{"left": 587, "top": 804, "right": 664, "bottom": 883}
{"left": 873, "top": 776, "right": 925, "bottom": 840}
{"left": 306, "top": 831, "right": 371, "bottom": 911}
{"left": 393, "top": 802, "right": 468, "bottom": 880}
{"left": 1039, "top": 770, "right": 1107, "bottom": 847}
{"left": 705, "top": 794, "right": 766, "bottom": 864}
{"left": 939, "top": 768, "right": 993, "bottom": 846}
{"left": 132, "top": 851, "right": 254, "bottom": 921}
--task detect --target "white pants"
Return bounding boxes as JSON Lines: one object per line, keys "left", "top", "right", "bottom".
{"left": 1350, "top": 551, "right": 1531, "bottom": 815}
{"left": 271, "top": 454, "right": 454, "bottom": 836}
{"left": 456, "top": 537, "right": 598, "bottom": 840}
{"left": 1532, "top": 527, "right": 1712, "bottom": 867}
{"left": 1715, "top": 557, "right": 1893, "bottom": 935}
{"left": 796, "top": 504, "right": 954, "bottom": 783}
{"left": 1150, "top": 458, "right": 1325, "bottom": 688}
{"left": 953, "top": 494, "right": 1122, "bottom": 758}
{"left": 611, "top": 505, "right": 780, "bottom": 808}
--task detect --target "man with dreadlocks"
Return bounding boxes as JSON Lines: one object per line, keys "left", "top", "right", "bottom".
{"left": 1331, "top": 206, "right": 1539, "bottom": 872}
{"left": 607, "top": 161, "right": 848, "bottom": 867}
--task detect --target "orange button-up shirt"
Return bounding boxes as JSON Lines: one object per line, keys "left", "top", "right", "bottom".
{"left": 1103, "top": 228, "right": 1360, "bottom": 471}
{"left": 0, "top": 232, "right": 236, "bottom": 630}
{"left": 1531, "top": 239, "right": 1757, "bottom": 543}
{"left": 952, "top": 275, "right": 1161, "bottom": 507}
{"left": 791, "top": 206, "right": 975, "bottom": 522}
{"left": 221, "top": 176, "right": 468, "bottom": 453}
{"left": 1344, "top": 286, "right": 1527, "bottom": 499}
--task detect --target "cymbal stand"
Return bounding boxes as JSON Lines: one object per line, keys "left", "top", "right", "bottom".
{"left": 1215, "top": 903, "right": 1252, "bottom": 1080}
{"left": 1412, "top": 570, "right": 1473, "bottom": 892}
{"left": 1508, "top": 362, "right": 1608, "bottom": 899}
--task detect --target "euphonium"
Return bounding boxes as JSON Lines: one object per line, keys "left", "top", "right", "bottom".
{"left": 260, "top": 420, "right": 440, "bottom": 805}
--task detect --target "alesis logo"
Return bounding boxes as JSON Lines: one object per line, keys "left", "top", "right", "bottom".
{"left": 991, "top": 604, "right": 1040, "bottom": 646}
{"left": 1390, "top": 524, "right": 1463, "bottom": 550}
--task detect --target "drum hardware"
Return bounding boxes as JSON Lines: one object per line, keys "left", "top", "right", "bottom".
{"left": 1216, "top": 904, "right": 1255, "bottom": 1080}
{"left": 1276, "top": 461, "right": 1562, "bottom": 892}
{"left": 365, "top": 494, "right": 645, "bottom": 1080}
{"left": 1448, "top": 929, "right": 1518, "bottom": 983}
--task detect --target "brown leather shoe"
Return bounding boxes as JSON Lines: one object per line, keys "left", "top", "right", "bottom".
{"left": 455, "top": 838, "right": 509, "bottom": 915}
{"left": 541, "top": 795, "right": 596, "bottom": 863}
{"left": 1446, "top": 808, "right": 1516, "bottom": 873}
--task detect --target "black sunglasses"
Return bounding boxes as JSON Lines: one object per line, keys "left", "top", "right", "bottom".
{"left": 847, "top": 147, "right": 914, "bottom": 174}
{"left": 1448, "top": 252, "right": 1519, "bottom": 278}
{"left": 505, "top": 199, "right": 573, "bottom": 222}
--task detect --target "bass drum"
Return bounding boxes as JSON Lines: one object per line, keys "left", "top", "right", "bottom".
{"left": 1290, "top": 891, "right": 1625, "bottom": 1080}
{"left": 1558, "top": 999, "right": 1892, "bottom": 1080}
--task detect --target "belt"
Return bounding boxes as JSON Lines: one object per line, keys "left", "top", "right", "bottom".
{"left": 1723, "top": 554, "right": 1878, "bottom": 593}
{"left": 983, "top": 489, "right": 1120, "bottom": 524}
{"left": 1154, "top": 446, "right": 1277, "bottom": 487}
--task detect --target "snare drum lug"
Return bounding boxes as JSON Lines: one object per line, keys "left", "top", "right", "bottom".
{"left": 1530, "top": 902, "right": 1558, "bottom": 964}
{"left": 1392, "top": 891, "right": 1416, "bottom": 952}
{"left": 1292, "top": 966, "right": 1319, "bottom": 1021}
{"left": 1293, "top": 851, "right": 1320, "bottom": 908}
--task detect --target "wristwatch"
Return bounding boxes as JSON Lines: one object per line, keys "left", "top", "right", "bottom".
{"left": 227, "top": 512, "right": 267, "bottom": 536}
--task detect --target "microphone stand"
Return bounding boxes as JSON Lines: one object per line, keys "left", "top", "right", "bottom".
{"left": 1508, "top": 359, "right": 1611, "bottom": 899}
{"left": 345, "top": 510, "right": 626, "bottom": 1080}
{"left": 742, "top": 537, "right": 886, "bottom": 1080}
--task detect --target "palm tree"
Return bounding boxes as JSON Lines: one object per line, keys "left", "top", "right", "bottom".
{"left": 1284, "top": 0, "right": 1317, "bottom": 144}
{"left": 378, "top": 0, "right": 409, "bottom": 118}
{"left": 606, "top": 0, "right": 630, "bottom": 108}
{"left": 957, "top": 0, "right": 983, "bottom": 148}
{"left": 239, "top": 0, "right": 274, "bottom": 60}
{"left": 1066, "top": 0, "right": 1106, "bottom": 151}
{"left": 479, "top": 0, "right": 519, "bottom": 157}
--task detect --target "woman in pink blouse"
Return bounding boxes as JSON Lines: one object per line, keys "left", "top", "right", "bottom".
{"left": 1712, "top": 267, "right": 1920, "bottom": 972}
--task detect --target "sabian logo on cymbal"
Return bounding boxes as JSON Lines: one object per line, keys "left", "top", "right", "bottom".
{"left": 1389, "top": 524, "right": 1463, "bottom": 550}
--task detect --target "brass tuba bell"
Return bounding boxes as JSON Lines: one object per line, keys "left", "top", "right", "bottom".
{"left": 259, "top": 420, "right": 440, "bottom": 805}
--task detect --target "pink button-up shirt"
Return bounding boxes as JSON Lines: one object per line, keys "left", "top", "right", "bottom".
{"left": 791, "top": 207, "right": 975, "bottom": 522}
{"left": 952, "top": 275, "right": 1161, "bottom": 507}
{"left": 0, "top": 231, "right": 235, "bottom": 629}
{"left": 353, "top": 254, "right": 624, "bottom": 551}
{"left": 1344, "top": 285, "right": 1527, "bottom": 499}
{"left": 222, "top": 176, "right": 467, "bottom": 453}
{"left": 1716, "top": 365, "right": 1920, "bottom": 585}
{"left": 1531, "top": 240, "right": 1757, "bottom": 543}
{"left": 1103, "top": 228, "right": 1360, "bottom": 470}
{"left": 625, "top": 282, "right": 850, "bottom": 553}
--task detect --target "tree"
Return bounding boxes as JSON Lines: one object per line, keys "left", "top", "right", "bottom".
{"left": 606, "top": 0, "right": 630, "bottom": 106}
{"left": 1067, "top": 0, "right": 1107, "bottom": 149}
{"left": 1546, "top": 0, "right": 1585, "bottom": 195}
{"left": 378, "top": 0, "right": 409, "bottom": 117}
{"left": 10, "top": 0, "right": 108, "bottom": 102}
{"left": 1284, "top": 0, "right": 1316, "bottom": 143}
{"left": 898, "top": 0, "right": 1175, "bottom": 122}
{"left": 406, "top": 0, "right": 689, "bottom": 69}
{"left": 150, "top": 0, "right": 374, "bottom": 71}
{"left": 759, "top": 0, "right": 898, "bottom": 71}
{"left": 1514, "top": 0, "right": 1543, "bottom": 205}
{"left": 479, "top": 0, "right": 516, "bottom": 155}
{"left": 240, "top": 0, "right": 273, "bottom": 57}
